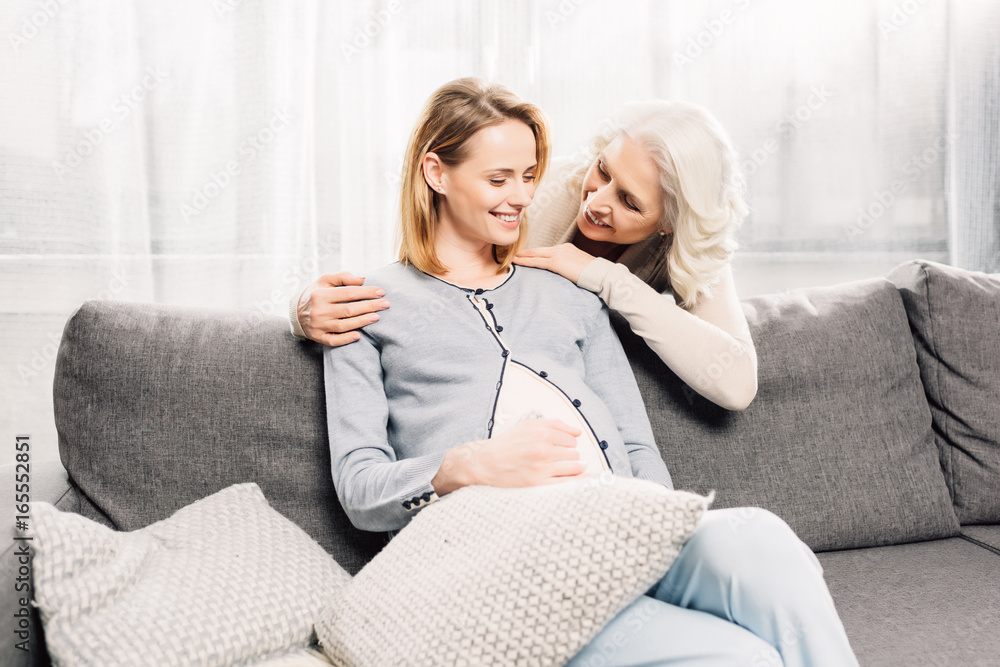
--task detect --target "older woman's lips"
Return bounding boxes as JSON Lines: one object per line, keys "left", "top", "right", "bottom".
{"left": 584, "top": 206, "right": 611, "bottom": 229}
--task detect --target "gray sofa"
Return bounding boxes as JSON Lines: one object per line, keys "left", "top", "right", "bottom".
{"left": 3, "top": 258, "right": 999, "bottom": 666}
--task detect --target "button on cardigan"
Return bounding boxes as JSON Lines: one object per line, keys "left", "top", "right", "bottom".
{"left": 323, "top": 262, "right": 673, "bottom": 534}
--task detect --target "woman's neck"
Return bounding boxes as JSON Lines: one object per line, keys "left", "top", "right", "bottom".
{"left": 431, "top": 228, "right": 508, "bottom": 290}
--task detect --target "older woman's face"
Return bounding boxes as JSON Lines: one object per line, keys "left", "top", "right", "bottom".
{"left": 575, "top": 135, "right": 665, "bottom": 245}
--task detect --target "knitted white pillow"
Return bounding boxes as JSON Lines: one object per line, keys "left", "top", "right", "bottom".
{"left": 315, "top": 475, "right": 710, "bottom": 667}
{"left": 31, "top": 483, "right": 350, "bottom": 667}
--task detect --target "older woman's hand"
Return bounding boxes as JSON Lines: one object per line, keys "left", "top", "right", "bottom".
{"left": 297, "top": 271, "right": 391, "bottom": 347}
{"left": 513, "top": 244, "right": 595, "bottom": 285}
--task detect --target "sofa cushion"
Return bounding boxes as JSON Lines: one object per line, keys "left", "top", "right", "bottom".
{"left": 314, "top": 476, "right": 709, "bottom": 667}
{"left": 615, "top": 278, "right": 960, "bottom": 551}
{"left": 53, "top": 300, "right": 384, "bottom": 575}
{"left": 888, "top": 259, "right": 1000, "bottom": 524}
{"left": 961, "top": 525, "right": 1000, "bottom": 553}
{"left": 818, "top": 537, "right": 1000, "bottom": 666}
{"left": 31, "top": 483, "right": 349, "bottom": 666}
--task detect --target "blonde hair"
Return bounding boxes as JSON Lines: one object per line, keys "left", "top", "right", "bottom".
{"left": 571, "top": 101, "right": 748, "bottom": 308}
{"left": 398, "top": 77, "right": 551, "bottom": 275}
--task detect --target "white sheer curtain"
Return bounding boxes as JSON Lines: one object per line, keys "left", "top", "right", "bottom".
{"left": 2, "top": 0, "right": 998, "bottom": 461}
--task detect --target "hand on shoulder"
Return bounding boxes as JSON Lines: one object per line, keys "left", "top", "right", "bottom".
{"left": 296, "top": 271, "right": 391, "bottom": 347}
{"left": 512, "top": 243, "right": 596, "bottom": 285}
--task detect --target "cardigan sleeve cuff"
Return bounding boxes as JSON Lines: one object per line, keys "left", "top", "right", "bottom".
{"left": 629, "top": 450, "right": 674, "bottom": 490}
{"left": 577, "top": 256, "right": 617, "bottom": 293}
{"left": 289, "top": 291, "right": 307, "bottom": 339}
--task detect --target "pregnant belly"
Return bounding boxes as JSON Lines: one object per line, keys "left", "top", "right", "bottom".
{"left": 490, "top": 360, "right": 611, "bottom": 475}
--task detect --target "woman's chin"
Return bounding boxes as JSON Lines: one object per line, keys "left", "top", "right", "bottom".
{"left": 491, "top": 228, "right": 521, "bottom": 248}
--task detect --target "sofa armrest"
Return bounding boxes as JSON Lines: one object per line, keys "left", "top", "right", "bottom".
{"left": 0, "top": 545, "right": 50, "bottom": 666}
{"left": 0, "top": 460, "right": 65, "bottom": 667}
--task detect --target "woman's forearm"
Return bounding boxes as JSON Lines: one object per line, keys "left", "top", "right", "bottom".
{"left": 578, "top": 258, "right": 758, "bottom": 411}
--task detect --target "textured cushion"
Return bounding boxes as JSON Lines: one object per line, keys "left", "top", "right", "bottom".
{"left": 315, "top": 476, "right": 709, "bottom": 667}
{"left": 31, "top": 483, "right": 350, "bottom": 666}
{"left": 53, "top": 300, "right": 385, "bottom": 574}
{"left": 888, "top": 259, "right": 1000, "bottom": 524}
{"left": 615, "top": 278, "right": 959, "bottom": 551}
{"left": 818, "top": 537, "right": 1000, "bottom": 666}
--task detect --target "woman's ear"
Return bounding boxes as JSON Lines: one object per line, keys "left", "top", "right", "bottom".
{"left": 422, "top": 152, "right": 446, "bottom": 195}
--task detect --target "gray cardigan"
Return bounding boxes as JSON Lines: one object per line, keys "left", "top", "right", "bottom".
{"left": 323, "top": 262, "right": 673, "bottom": 534}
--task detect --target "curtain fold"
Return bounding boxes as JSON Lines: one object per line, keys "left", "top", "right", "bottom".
{"left": 949, "top": 0, "right": 1000, "bottom": 272}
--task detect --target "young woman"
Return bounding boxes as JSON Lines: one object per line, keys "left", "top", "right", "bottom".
{"left": 323, "top": 77, "right": 858, "bottom": 666}
{"left": 294, "top": 99, "right": 756, "bottom": 412}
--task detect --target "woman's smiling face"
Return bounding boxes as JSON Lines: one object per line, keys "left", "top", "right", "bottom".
{"left": 575, "top": 135, "right": 666, "bottom": 245}
{"left": 431, "top": 119, "right": 538, "bottom": 250}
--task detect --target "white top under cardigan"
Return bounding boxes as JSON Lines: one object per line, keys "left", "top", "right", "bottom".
{"left": 323, "top": 262, "right": 672, "bottom": 535}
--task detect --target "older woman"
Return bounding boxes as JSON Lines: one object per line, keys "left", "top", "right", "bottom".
{"left": 323, "top": 77, "right": 857, "bottom": 666}
{"left": 293, "top": 100, "right": 756, "bottom": 411}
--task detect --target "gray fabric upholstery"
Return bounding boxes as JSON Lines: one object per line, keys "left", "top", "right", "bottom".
{"left": 888, "top": 259, "right": 1000, "bottom": 524}
{"left": 615, "top": 278, "right": 960, "bottom": 551}
{"left": 818, "top": 538, "right": 1000, "bottom": 666}
{"left": 53, "top": 300, "right": 384, "bottom": 575}
{"left": 961, "top": 525, "right": 1000, "bottom": 553}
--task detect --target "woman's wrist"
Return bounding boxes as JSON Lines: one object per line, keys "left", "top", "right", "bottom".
{"left": 576, "top": 256, "right": 617, "bottom": 293}
{"left": 431, "top": 442, "right": 479, "bottom": 496}
{"left": 289, "top": 289, "right": 308, "bottom": 338}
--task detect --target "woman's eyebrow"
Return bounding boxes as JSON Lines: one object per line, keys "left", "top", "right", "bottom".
{"left": 484, "top": 164, "right": 538, "bottom": 175}
{"left": 601, "top": 156, "right": 645, "bottom": 211}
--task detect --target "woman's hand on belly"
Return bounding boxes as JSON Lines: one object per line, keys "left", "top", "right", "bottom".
{"left": 431, "top": 419, "right": 592, "bottom": 496}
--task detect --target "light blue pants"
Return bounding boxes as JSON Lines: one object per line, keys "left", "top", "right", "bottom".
{"left": 565, "top": 508, "right": 859, "bottom": 667}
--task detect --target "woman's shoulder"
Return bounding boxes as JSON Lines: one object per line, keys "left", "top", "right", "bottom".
{"left": 362, "top": 261, "right": 426, "bottom": 288}
{"left": 514, "top": 265, "right": 605, "bottom": 312}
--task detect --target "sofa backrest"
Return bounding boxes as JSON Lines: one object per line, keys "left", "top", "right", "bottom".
{"left": 55, "top": 262, "right": 992, "bottom": 565}
{"left": 54, "top": 301, "right": 385, "bottom": 575}
{"left": 888, "top": 260, "right": 1000, "bottom": 525}
{"left": 613, "top": 276, "right": 961, "bottom": 551}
